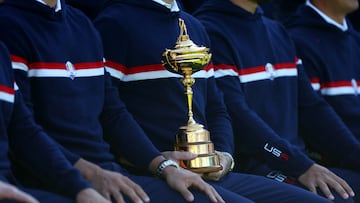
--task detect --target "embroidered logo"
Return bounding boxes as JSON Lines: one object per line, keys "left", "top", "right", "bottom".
{"left": 351, "top": 78, "right": 358, "bottom": 96}
{"left": 264, "top": 143, "right": 289, "bottom": 161}
{"left": 66, "top": 61, "right": 76, "bottom": 80}
{"left": 265, "top": 63, "right": 276, "bottom": 80}
{"left": 266, "top": 171, "right": 295, "bottom": 184}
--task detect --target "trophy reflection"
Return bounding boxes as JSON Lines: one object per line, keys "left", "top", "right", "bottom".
{"left": 162, "top": 18, "right": 222, "bottom": 173}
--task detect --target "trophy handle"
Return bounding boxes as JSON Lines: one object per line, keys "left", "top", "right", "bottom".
{"left": 177, "top": 19, "right": 190, "bottom": 42}
{"left": 162, "top": 49, "right": 179, "bottom": 73}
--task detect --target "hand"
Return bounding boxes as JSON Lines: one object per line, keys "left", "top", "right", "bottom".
{"left": 202, "top": 151, "right": 233, "bottom": 181}
{"left": 0, "top": 180, "right": 39, "bottom": 203}
{"left": 162, "top": 151, "right": 197, "bottom": 168}
{"left": 91, "top": 168, "right": 150, "bottom": 203}
{"left": 298, "top": 163, "right": 355, "bottom": 201}
{"left": 162, "top": 151, "right": 197, "bottom": 162}
{"left": 74, "top": 159, "right": 149, "bottom": 203}
{"left": 76, "top": 188, "right": 111, "bottom": 203}
{"left": 163, "top": 166, "right": 225, "bottom": 203}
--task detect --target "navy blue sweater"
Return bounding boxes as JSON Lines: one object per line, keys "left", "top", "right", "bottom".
{"left": 94, "top": 0, "right": 234, "bottom": 154}
{"left": 286, "top": 5, "right": 360, "bottom": 170}
{"left": 195, "top": 0, "right": 360, "bottom": 177}
{"left": 0, "top": 0, "right": 161, "bottom": 172}
{"left": 0, "top": 41, "right": 91, "bottom": 198}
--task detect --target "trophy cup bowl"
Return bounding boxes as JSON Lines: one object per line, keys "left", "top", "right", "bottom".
{"left": 161, "top": 19, "right": 222, "bottom": 173}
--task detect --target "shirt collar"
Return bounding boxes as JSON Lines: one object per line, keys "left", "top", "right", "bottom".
{"left": 152, "top": 0, "right": 180, "bottom": 12}
{"left": 36, "top": 0, "right": 62, "bottom": 12}
{"left": 306, "top": 0, "right": 348, "bottom": 31}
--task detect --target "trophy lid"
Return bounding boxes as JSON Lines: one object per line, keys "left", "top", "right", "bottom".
{"left": 172, "top": 18, "right": 210, "bottom": 57}
{"left": 162, "top": 18, "right": 211, "bottom": 73}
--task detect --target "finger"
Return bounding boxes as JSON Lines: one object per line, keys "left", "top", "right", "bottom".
{"left": 178, "top": 185, "right": 195, "bottom": 202}
{"left": 10, "top": 190, "right": 39, "bottom": 203}
{"left": 317, "top": 180, "right": 334, "bottom": 200}
{"left": 202, "top": 171, "right": 222, "bottom": 181}
{"left": 202, "top": 165, "right": 226, "bottom": 181}
{"left": 202, "top": 184, "right": 225, "bottom": 203}
{"left": 173, "top": 180, "right": 194, "bottom": 202}
{"left": 129, "top": 181, "right": 150, "bottom": 202}
{"left": 102, "top": 192, "right": 111, "bottom": 201}
{"left": 209, "top": 185, "right": 225, "bottom": 203}
{"left": 120, "top": 177, "right": 149, "bottom": 203}
{"left": 329, "top": 175, "right": 353, "bottom": 199}
{"left": 110, "top": 189, "right": 125, "bottom": 203}
{"left": 306, "top": 183, "right": 317, "bottom": 195}
{"left": 169, "top": 151, "right": 197, "bottom": 161}
{"left": 190, "top": 177, "right": 222, "bottom": 203}
{"left": 118, "top": 185, "right": 143, "bottom": 203}
{"left": 334, "top": 175, "right": 354, "bottom": 197}
{"left": 0, "top": 185, "right": 38, "bottom": 203}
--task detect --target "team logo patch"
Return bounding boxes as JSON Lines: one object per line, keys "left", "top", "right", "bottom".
{"left": 264, "top": 143, "right": 289, "bottom": 161}
{"left": 265, "top": 63, "right": 276, "bottom": 80}
{"left": 66, "top": 61, "right": 76, "bottom": 80}
{"left": 351, "top": 78, "right": 358, "bottom": 95}
{"left": 266, "top": 171, "right": 296, "bottom": 184}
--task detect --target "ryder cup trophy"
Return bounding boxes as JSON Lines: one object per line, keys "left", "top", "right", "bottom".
{"left": 162, "top": 19, "right": 222, "bottom": 173}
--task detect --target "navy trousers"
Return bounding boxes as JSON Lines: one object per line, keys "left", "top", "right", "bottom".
{"left": 102, "top": 162, "right": 332, "bottom": 203}
{"left": 247, "top": 164, "right": 358, "bottom": 203}
{"left": 0, "top": 188, "right": 74, "bottom": 203}
{"left": 0, "top": 173, "right": 74, "bottom": 203}
{"left": 330, "top": 168, "right": 360, "bottom": 203}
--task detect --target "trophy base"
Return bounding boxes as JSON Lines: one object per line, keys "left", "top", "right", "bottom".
{"left": 186, "top": 165, "right": 223, "bottom": 174}
{"left": 180, "top": 153, "right": 222, "bottom": 173}
{"left": 175, "top": 123, "right": 222, "bottom": 173}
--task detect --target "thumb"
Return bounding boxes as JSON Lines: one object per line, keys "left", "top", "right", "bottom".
{"left": 170, "top": 151, "right": 198, "bottom": 160}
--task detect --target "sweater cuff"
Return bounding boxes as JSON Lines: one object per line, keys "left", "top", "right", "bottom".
{"left": 286, "top": 155, "right": 314, "bottom": 178}
{"left": 60, "top": 145, "right": 81, "bottom": 165}
{"left": 137, "top": 151, "right": 162, "bottom": 170}
{"left": 60, "top": 169, "right": 92, "bottom": 199}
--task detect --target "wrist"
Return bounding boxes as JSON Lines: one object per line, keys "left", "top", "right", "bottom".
{"left": 156, "top": 159, "right": 180, "bottom": 178}
{"left": 74, "top": 158, "right": 101, "bottom": 180}
{"left": 221, "top": 152, "right": 235, "bottom": 173}
{"left": 149, "top": 155, "right": 167, "bottom": 174}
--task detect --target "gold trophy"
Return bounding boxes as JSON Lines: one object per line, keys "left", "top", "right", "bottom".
{"left": 162, "top": 18, "right": 222, "bottom": 173}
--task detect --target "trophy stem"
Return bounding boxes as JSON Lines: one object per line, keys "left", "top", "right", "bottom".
{"left": 186, "top": 85, "right": 197, "bottom": 126}
{"left": 181, "top": 68, "right": 196, "bottom": 126}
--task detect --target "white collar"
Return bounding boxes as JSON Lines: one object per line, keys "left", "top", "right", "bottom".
{"left": 306, "top": 0, "right": 348, "bottom": 31}
{"left": 36, "top": 0, "right": 62, "bottom": 12}
{"left": 152, "top": 0, "right": 180, "bottom": 12}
